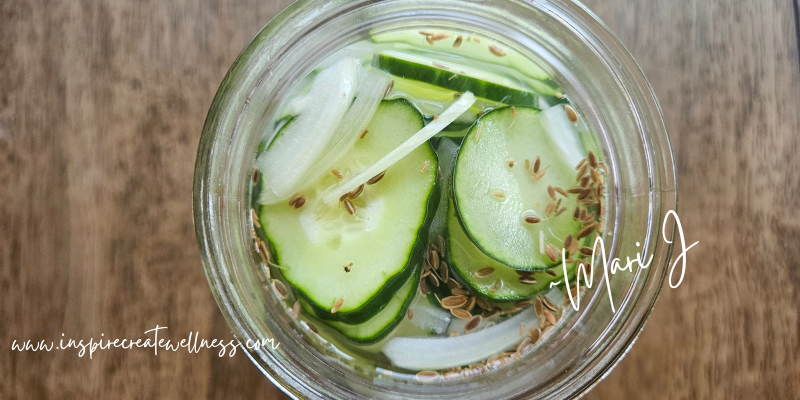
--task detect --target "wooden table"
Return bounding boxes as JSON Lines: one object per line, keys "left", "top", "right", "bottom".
{"left": 2, "top": 0, "right": 798, "bottom": 398}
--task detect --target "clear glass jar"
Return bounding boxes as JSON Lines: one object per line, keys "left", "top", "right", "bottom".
{"left": 192, "top": 0, "right": 677, "bottom": 398}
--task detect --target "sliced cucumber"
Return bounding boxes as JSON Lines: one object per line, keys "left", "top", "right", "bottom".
{"left": 311, "top": 268, "right": 419, "bottom": 344}
{"left": 375, "top": 50, "right": 538, "bottom": 106}
{"left": 453, "top": 106, "right": 584, "bottom": 270}
{"left": 371, "top": 30, "right": 561, "bottom": 95}
{"left": 447, "top": 201, "right": 574, "bottom": 300}
{"left": 260, "top": 99, "right": 439, "bottom": 323}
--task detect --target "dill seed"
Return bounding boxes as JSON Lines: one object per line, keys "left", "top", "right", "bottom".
{"left": 293, "top": 197, "right": 306, "bottom": 210}
{"left": 344, "top": 262, "right": 353, "bottom": 273}
{"left": 564, "top": 234, "right": 573, "bottom": 250}
{"left": 591, "top": 168, "right": 602, "bottom": 183}
{"left": 272, "top": 279, "right": 288, "bottom": 299}
{"left": 567, "top": 186, "right": 583, "bottom": 194}
{"left": 426, "top": 36, "right": 434, "bottom": 45}
{"left": 488, "top": 44, "right": 507, "bottom": 56}
{"left": 420, "top": 160, "right": 430, "bottom": 173}
{"left": 542, "top": 297, "right": 558, "bottom": 312}
{"left": 565, "top": 104, "right": 578, "bottom": 123}
{"left": 464, "top": 315, "right": 482, "bottom": 333}
{"left": 257, "top": 241, "right": 271, "bottom": 265}
{"left": 475, "top": 267, "right": 495, "bottom": 278}
{"left": 554, "top": 207, "right": 567, "bottom": 217}
{"left": 580, "top": 209, "right": 587, "bottom": 221}
{"left": 544, "top": 308, "right": 557, "bottom": 325}
{"left": 511, "top": 106, "right": 517, "bottom": 122}
{"left": 547, "top": 185, "right": 556, "bottom": 200}
{"left": 517, "top": 336, "right": 532, "bottom": 353}
{"left": 251, "top": 167, "right": 260, "bottom": 185}
{"left": 288, "top": 193, "right": 305, "bottom": 207}
{"left": 343, "top": 199, "right": 355, "bottom": 215}
{"left": 331, "top": 297, "right": 344, "bottom": 313}
{"left": 545, "top": 269, "right": 558, "bottom": 277}
{"left": 518, "top": 276, "right": 537, "bottom": 284}
{"left": 545, "top": 201, "right": 555, "bottom": 215}
{"left": 306, "top": 322, "right": 318, "bottom": 334}
{"left": 577, "top": 189, "right": 592, "bottom": 201}
{"left": 431, "top": 33, "right": 451, "bottom": 41}
{"left": 360, "top": 129, "right": 369, "bottom": 139}
{"left": 431, "top": 249, "right": 440, "bottom": 271}
{"left": 473, "top": 37, "right": 481, "bottom": 43}
{"left": 420, "top": 278, "right": 428, "bottom": 295}
{"left": 508, "top": 159, "right": 516, "bottom": 167}
{"left": 449, "top": 278, "right": 462, "bottom": 289}
{"left": 419, "top": 30, "right": 433, "bottom": 36}
{"left": 331, "top": 169, "right": 343, "bottom": 179}
{"left": 476, "top": 297, "right": 490, "bottom": 310}
{"left": 452, "top": 288, "right": 470, "bottom": 296}
{"left": 573, "top": 207, "right": 581, "bottom": 220}
{"left": 366, "top": 170, "right": 386, "bottom": 185}
{"left": 533, "top": 166, "right": 549, "bottom": 181}
{"left": 545, "top": 244, "right": 559, "bottom": 262}
{"left": 599, "top": 161, "right": 609, "bottom": 172}
{"left": 440, "top": 261, "right": 449, "bottom": 283}
{"left": 348, "top": 184, "right": 364, "bottom": 199}
{"left": 453, "top": 35, "right": 463, "bottom": 48}
{"left": 524, "top": 215, "right": 541, "bottom": 224}
{"left": 576, "top": 222, "right": 598, "bottom": 239}
{"left": 428, "top": 272, "right": 440, "bottom": 287}
{"left": 555, "top": 198, "right": 562, "bottom": 210}
{"left": 529, "top": 327, "right": 542, "bottom": 343}
{"left": 465, "top": 296, "right": 477, "bottom": 312}
{"left": 576, "top": 163, "right": 589, "bottom": 180}
{"left": 490, "top": 279, "right": 500, "bottom": 293}
{"left": 575, "top": 158, "right": 586, "bottom": 170}
{"left": 492, "top": 190, "right": 505, "bottom": 199}
{"left": 588, "top": 150, "right": 598, "bottom": 168}
{"left": 554, "top": 186, "right": 569, "bottom": 197}
{"left": 251, "top": 209, "right": 261, "bottom": 228}
{"left": 441, "top": 295, "right": 468, "bottom": 309}
{"left": 597, "top": 200, "right": 604, "bottom": 218}
{"left": 407, "top": 308, "right": 414, "bottom": 320}
{"left": 533, "top": 156, "right": 541, "bottom": 174}
{"left": 451, "top": 308, "right": 472, "bottom": 319}
{"left": 384, "top": 81, "right": 394, "bottom": 98}
{"left": 482, "top": 309, "right": 499, "bottom": 319}
{"left": 292, "top": 301, "right": 301, "bottom": 317}
{"left": 580, "top": 176, "right": 590, "bottom": 188}
{"left": 525, "top": 159, "right": 530, "bottom": 170}
{"left": 432, "top": 62, "right": 450, "bottom": 71}
{"left": 416, "top": 371, "right": 440, "bottom": 381}
{"left": 595, "top": 183, "right": 604, "bottom": 199}
{"left": 534, "top": 298, "right": 543, "bottom": 318}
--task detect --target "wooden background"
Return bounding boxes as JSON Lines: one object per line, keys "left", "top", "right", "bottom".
{"left": 1, "top": 0, "right": 799, "bottom": 398}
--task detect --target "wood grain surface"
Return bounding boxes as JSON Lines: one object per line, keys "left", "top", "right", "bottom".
{"left": 1, "top": 0, "right": 798, "bottom": 399}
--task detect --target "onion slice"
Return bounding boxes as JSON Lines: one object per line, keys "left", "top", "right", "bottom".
{"left": 383, "top": 307, "right": 536, "bottom": 370}
{"left": 322, "top": 92, "right": 476, "bottom": 204}
{"left": 257, "top": 58, "right": 360, "bottom": 204}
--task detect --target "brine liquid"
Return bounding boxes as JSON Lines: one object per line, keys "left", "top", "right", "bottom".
{"left": 249, "top": 28, "right": 602, "bottom": 382}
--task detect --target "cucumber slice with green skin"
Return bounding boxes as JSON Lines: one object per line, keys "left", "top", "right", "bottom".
{"left": 370, "top": 31, "right": 561, "bottom": 96}
{"left": 375, "top": 50, "right": 538, "bottom": 106}
{"left": 260, "top": 99, "right": 439, "bottom": 324}
{"left": 447, "top": 201, "right": 576, "bottom": 300}
{"left": 453, "top": 106, "right": 584, "bottom": 270}
{"left": 305, "top": 268, "right": 419, "bottom": 344}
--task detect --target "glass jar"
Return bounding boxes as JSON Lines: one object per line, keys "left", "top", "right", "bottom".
{"left": 193, "top": 0, "right": 677, "bottom": 398}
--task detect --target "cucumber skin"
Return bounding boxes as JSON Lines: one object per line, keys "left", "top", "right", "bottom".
{"left": 298, "top": 150, "right": 441, "bottom": 324}
{"left": 375, "top": 54, "right": 538, "bottom": 107}
{"left": 333, "top": 267, "right": 421, "bottom": 344}
{"left": 447, "top": 242, "right": 581, "bottom": 302}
